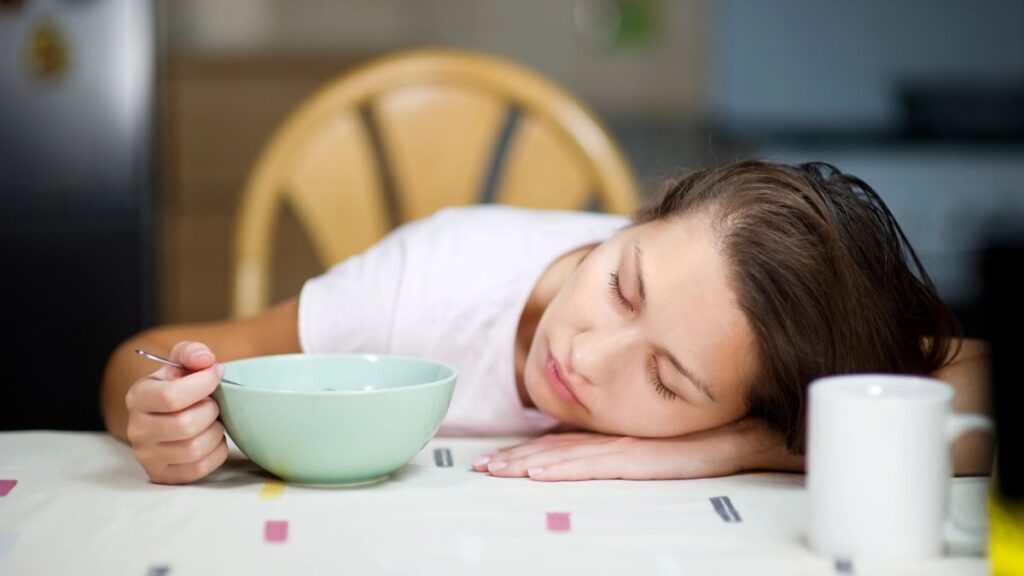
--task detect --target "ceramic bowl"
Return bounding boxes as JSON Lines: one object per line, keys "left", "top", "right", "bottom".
{"left": 215, "top": 353, "right": 456, "bottom": 486}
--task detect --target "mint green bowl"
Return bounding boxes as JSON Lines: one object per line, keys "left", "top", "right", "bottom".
{"left": 214, "top": 354, "right": 456, "bottom": 486}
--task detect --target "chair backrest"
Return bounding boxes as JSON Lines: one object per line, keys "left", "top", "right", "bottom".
{"left": 232, "top": 49, "right": 640, "bottom": 318}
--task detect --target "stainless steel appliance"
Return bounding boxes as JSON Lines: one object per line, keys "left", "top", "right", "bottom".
{"left": 0, "top": 0, "right": 156, "bottom": 430}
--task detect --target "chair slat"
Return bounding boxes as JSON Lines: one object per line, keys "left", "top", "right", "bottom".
{"left": 285, "top": 111, "right": 391, "bottom": 266}
{"left": 495, "top": 114, "right": 592, "bottom": 211}
{"left": 373, "top": 85, "right": 507, "bottom": 221}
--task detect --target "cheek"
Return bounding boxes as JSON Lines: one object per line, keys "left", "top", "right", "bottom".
{"left": 593, "top": 389, "right": 744, "bottom": 437}
{"left": 536, "top": 278, "right": 588, "bottom": 335}
{"left": 557, "top": 267, "right": 610, "bottom": 318}
{"left": 612, "top": 407, "right": 694, "bottom": 437}
{"left": 588, "top": 397, "right": 683, "bottom": 437}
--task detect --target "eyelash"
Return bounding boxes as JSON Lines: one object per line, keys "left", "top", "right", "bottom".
{"left": 648, "top": 357, "right": 677, "bottom": 401}
{"left": 607, "top": 272, "right": 634, "bottom": 312}
{"left": 609, "top": 272, "right": 676, "bottom": 401}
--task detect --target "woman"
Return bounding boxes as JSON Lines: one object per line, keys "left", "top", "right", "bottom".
{"left": 101, "top": 160, "right": 992, "bottom": 484}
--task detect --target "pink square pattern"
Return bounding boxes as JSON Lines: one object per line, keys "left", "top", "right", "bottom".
{"left": 546, "top": 512, "right": 571, "bottom": 532}
{"left": 0, "top": 480, "right": 16, "bottom": 497}
{"left": 264, "top": 520, "right": 288, "bottom": 543}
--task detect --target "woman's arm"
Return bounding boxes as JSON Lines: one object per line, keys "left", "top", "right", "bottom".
{"left": 101, "top": 297, "right": 301, "bottom": 442}
{"left": 930, "top": 338, "right": 994, "bottom": 475}
{"left": 471, "top": 418, "right": 801, "bottom": 481}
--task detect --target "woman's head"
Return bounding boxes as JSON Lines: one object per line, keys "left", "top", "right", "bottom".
{"left": 523, "top": 160, "right": 958, "bottom": 452}
{"left": 523, "top": 208, "right": 757, "bottom": 439}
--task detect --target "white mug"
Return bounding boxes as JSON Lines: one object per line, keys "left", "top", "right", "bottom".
{"left": 806, "top": 374, "right": 993, "bottom": 560}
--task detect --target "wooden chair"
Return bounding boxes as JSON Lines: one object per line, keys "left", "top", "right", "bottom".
{"left": 231, "top": 48, "right": 640, "bottom": 318}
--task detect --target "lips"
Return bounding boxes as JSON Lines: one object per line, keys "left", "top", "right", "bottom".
{"left": 545, "top": 352, "right": 581, "bottom": 405}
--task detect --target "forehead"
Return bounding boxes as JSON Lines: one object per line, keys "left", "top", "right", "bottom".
{"left": 625, "top": 216, "right": 757, "bottom": 393}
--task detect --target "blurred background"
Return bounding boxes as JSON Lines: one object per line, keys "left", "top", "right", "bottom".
{"left": 2, "top": 0, "right": 1022, "bottom": 430}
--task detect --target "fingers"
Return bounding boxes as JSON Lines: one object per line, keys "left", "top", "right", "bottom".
{"left": 169, "top": 341, "right": 218, "bottom": 372}
{"left": 132, "top": 420, "right": 225, "bottom": 465}
{"left": 145, "top": 438, "right": 230, "bottom": 485}
{"left": 525, "top": 452, "right": 638, "bottom": 482}
{"left": 132, "top": 415, "right": 228, "bottom": 485}
{"left": 128, "top": 397, "right": 228, "bottom": 484}
{"left": 486, "top": 442, "right": 623, "bottom": 477}
{"left": 497, "top": 437, "right": 738, "bottom": 482}
{"left": 474, "top": 435, "right": 634, "bottom": 479}
{"left": 492, "top": 433, "right": 599, "bottom": 455}
{"left": 126, "top": 365, "right": 224, "bottom": 414}
{"left": 124, "top": 340, "right": 229, "bottom": 484}
{"left": 470, "top": 433, "right": 616, "bottom": 473}
{"left": 146, "top": 341, "right": 217, "bottom": 383}
{"left": 500, "top": 433, "right": 617, "bottom": 460}
{"left": 127, "top": 398, "right": 221, "bottom": 444}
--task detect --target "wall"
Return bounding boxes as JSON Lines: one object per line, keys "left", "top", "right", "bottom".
{"left": 709, "top": 0, "right": 1024, "bottom": 133}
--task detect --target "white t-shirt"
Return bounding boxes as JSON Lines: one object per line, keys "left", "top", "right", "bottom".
{"left": 298, "top": 206, "right": 631, "bottom": 436}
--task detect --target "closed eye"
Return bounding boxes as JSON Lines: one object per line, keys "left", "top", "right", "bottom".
{"left": 648, "top": 357, "right": 677, "bottom": 401}
{"left": 608, "top": 272, "right": 634, "bottom": 312}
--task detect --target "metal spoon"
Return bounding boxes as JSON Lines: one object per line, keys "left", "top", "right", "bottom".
{"left": 135, "top": 349, "right": 243, "bottom": 386}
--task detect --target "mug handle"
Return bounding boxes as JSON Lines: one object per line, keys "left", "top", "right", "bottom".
{"left": 944, "top": 413, "right": 995, "bottom": 555}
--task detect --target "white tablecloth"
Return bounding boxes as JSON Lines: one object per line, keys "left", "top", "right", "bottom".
{"left": 0, "top": 432, "right": 989, "bottom": 575}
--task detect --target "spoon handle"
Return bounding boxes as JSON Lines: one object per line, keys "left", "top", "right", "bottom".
{"left": 134, "top": 349, "right": 242, "bottom": 386}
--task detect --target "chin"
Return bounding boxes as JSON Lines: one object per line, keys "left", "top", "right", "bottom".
{"left": 522, "top": 372, "right": 555, "bottom": 415}
{"left": 522, "top": 371, "right": 545, "bottom": 408}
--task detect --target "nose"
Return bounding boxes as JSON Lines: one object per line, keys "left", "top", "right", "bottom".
{"left": 568, "top": 325, "right": 637, "bottom": 386}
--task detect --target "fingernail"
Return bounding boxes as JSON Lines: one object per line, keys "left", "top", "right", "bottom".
{"left": 197, "top": 351, "right": 214, "bottom": 363}
{"left": 487, "top": 460, "right": 507, "bottom": 472}
{"left": 528, "top": 467, "right": 544, "bottom": 477}
{"left": 472, "top": 456, "right": 490, "bottom": 467}
{"left": 215, "top": 363, "right": 226, "bottom": 377}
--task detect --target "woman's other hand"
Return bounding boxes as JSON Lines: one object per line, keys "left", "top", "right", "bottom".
{"left": 123, "top": 341, "right": 229, "bottom": 484}
{"left": 470, "top": 417, "right": 804, "bottom": 481}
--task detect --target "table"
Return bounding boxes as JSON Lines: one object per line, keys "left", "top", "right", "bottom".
{"left": 0, "top": 432, "right": 989, "bottom": 575}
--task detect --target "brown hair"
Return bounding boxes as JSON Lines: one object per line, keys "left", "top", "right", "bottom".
{"left": 636, "top": 160, "right": 960, "bottom": 453}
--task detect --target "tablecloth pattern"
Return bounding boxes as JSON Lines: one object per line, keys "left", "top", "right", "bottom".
{"left": 0, "top": 432, "right": 989, "bottom": 575}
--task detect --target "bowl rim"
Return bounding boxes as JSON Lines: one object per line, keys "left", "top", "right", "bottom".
{"left": 219, "top": 353, "right": 458, "bottom": 396}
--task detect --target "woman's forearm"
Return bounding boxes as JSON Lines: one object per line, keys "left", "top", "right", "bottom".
{"left": 725, "top": 417, "right": 804, "bottom": 473}
{"left": 931, "top": 338, "right": 994, "bottom": 475}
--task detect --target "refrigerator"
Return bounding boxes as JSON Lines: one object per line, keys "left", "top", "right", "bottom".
{"left": 0, "top": 0, "right": 156, "bottom": 430}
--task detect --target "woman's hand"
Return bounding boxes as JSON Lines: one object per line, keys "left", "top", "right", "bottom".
{"left": 124, "top": 341, "right": 229, "bottom": 484}
{"left": 470, "top": 417, "right": 804, "bottom": 481}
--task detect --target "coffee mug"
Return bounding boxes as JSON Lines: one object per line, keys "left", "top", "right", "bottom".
{"left": 807, "top": 374, "right": 993, "bottom": 559}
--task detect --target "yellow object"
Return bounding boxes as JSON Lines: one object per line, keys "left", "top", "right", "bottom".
{"left": 260, "top": 480, "right": 285, "bottom": 501}
{"left": 991, "top": 493, "right": 1024, "bottom": 576}
{"left": 26, "top": 20, "right": 70, "bottom": 81}
{"left": 231, "top": 49, "right": 640, "bottom": 318}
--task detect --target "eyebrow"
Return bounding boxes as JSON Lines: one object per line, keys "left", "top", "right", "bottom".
{"left": 633, "top": 242, "right": 716, "bottom": 402}
{"left": 662, "top": 348, "right": 716, "bottom": 402}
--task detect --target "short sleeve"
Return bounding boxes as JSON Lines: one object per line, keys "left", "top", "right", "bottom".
{"left": 297, "top": 221, "right": 418, "bottom": 355}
